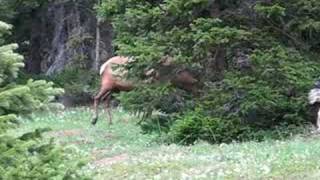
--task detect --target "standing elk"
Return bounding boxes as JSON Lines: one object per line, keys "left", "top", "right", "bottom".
{"left": 91, "top": 56, "right": 198, "bottom": 125}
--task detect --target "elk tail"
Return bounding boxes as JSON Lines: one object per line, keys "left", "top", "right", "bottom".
{"left": 99, "top": 61, "right": 109, "bottom": 75}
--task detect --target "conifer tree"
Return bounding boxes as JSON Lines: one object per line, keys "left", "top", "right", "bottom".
{"left": 98, "top": 0, "right": 320, "bottom": 143}
{"left": 0, "top": 21, "right": 88, "bottom": 179}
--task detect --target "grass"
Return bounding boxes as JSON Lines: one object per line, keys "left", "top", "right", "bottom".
{"left": 11, "top": 107, "right": 320, "bottom": 179}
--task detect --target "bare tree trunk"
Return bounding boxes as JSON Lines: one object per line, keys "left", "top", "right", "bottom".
{"left": 93, "top": 0, "right": 101, "bottom": 71}
{"left": 94, "top": 20, "right": 100, "bottom": 71}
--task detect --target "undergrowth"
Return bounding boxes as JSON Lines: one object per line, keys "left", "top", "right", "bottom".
{"left": 12, "top": 107, "right": 320, "bottom": 179}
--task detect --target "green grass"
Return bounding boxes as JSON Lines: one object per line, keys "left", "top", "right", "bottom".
{"left": 11, "top": 107, "right": 320, "bottom": 179}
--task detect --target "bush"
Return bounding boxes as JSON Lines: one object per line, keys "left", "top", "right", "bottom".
{"left": 166, "top": 46, "right": 320, "bottom": 144}
{"left": 168, "top": 108, "right": 309, "bottom": 144}
{"left": 139, "top": 114, "right": 174, "bottom": 135}
{"left": 51, "top": 68, "right": 99, "bottom": 97}
{"left": 18, "top": 68, "right": 99, "bottom": 106}
{"left": 0, "top": 133, "right": 89, "bottom": 179}
{"left": 168, "top": 109, "right": 249, "bottom": 144}
{"left": 222, "top": 46, "right": 318, "bottom": 127}
{"left": 117, "top": 84, "right": 193, "bottom": 115}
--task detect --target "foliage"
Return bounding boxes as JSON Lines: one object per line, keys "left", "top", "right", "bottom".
{"left": 98, "top": 0, "right": 249, "bottom": 69}
{"left": 168, "top": 46, "right": 319, "bottom": 144}
{"left": 255, "top": 0, "right": 320, "bottom": 50}
{"left": 4, "top": 0, "right": 319, "bottom": 144}
{"left": 168, "top": 109, "right": 247, "bottom": 144}
{"left": 0, "top": 0, "right": 50, "bottom": 47}
{"left": 0, "top": 0, "right": 48, "bottom": 20}
{"left": 168, "top": 108, "right": 309, "bottom": 144}
{"left": 51, "top": 68, "right": 99, "bottom": 97}
{"left": 118, "top": 83, "right": 193, "bottom": 115}
{"left": 203, "top": 46, "right": 319, "bottom": 126}
{"left": 0, "top": 135, "right": 88, "bottom": 179}
{"left": 15, "top": 107, "right": 320, "bottom": 179}
{"left": 98, "top": 0, "right": 250, "bottom": 114}
{"left": 95, "top": 0, "right": 320, "bottom": 144}
{"left": 0, "top": 21, "right": 89, "bottom": 179}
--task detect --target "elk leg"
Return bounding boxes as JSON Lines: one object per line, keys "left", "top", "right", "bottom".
{"left": 92, "top": 88, "right": 111, "bottom": 125}
{"left": 104, "top": 92, "right": 113, "bottom": 125}
{"left": 317, "top": 109, "right": 320, "bottom": 131}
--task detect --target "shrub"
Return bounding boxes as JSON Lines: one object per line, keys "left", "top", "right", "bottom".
{"left": 117, "top": 84, "right": 189, "bottom": 115}
{"left": 167, "top": 46, "right": 320, "bottom": 144}
{"left": 168, "top": 109, "right": 249, "bottom": 144}
{"left": 17, "top": 67, "right": 99, "bottom": 106}
{"left": 168, "top": 108, "right": 309, "bottom": 144}
{"left": 222, "top": 46, "right": 318, "bottom": 127}
{"left": 51, "top": 68, "right": 99, "bottom": 97}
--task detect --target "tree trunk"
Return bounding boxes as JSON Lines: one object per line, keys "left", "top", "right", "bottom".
{"left": 94, "top": 18, "right": 101, "bottom": 71}
{"left": 20, "top": 0, "right": 113, "bottom": 75}
{"left": 93, "top": 0, "right": 102, "bottom": 72}
{"left": 26, "top": 10, "right": 43, "bottom": 74}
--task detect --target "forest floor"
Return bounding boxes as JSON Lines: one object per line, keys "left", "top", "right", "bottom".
{"left": 11, "top": 107, "right": 320, "bottom": 179}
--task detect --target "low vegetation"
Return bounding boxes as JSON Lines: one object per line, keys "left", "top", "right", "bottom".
{"left": 12, "top": 107, "right": 320, "bottom": 179}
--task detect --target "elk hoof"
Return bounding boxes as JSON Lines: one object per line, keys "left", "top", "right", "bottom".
{"left": 91, "top": 117, "right": 98, "bottom": 125}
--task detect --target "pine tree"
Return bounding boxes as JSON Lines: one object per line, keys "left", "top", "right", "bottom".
{"left": 98, "top": 0, "right": 320, "bottom": 143}
{"left": 0, "top": 21, "right": 88, "bottom": 179}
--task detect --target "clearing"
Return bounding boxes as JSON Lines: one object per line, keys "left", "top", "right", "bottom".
{"left": 11, "top": 107, "right": 320, "bottom": 179}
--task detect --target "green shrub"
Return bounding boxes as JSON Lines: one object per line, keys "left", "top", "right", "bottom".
{"left": 169, "top": 109, "right": 309, "bottom": 144}
{"left": 168, "top": 109, "right": 248, "bottom": 144}
{"left": 0, "top": 133, "right": 89, "bottom": 179}
{"left": 224, "top": 46, "right": 318, "bottom": 127}
{"left": 51, "top": 68, "right": 99, "bottom": 97}
{"left": 139, "top": 114, "right": 174, "bottom": 135}
{"left": 117, "top": 84, "right": 181, "bottom": 115}
{"left": 18, "top": 67, "right": 99, "bottom": 99}
{"left": 167, "top": 46, "right": 319, "bottom": 144}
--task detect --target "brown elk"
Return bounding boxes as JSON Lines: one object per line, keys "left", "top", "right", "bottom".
{"left": 91, "top": 56, "right": 198, "bottom": 125}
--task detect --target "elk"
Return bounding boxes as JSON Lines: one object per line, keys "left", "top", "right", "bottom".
{"left": 308, "top": 79, "right": 320, "bottom": 131}
{"left": 91, "top": 56, "right": 133, "bottom": 125}
{"left": 91, "top": 55, "right": 198, "bottom": 125}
